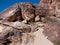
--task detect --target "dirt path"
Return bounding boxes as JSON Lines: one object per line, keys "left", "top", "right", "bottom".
{"left": 33, "top": 27, "right": 54, "bottom": 45}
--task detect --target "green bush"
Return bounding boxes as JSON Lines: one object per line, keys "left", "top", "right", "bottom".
{"left": 9, "top": 32, "right": 14, "bottom": 36}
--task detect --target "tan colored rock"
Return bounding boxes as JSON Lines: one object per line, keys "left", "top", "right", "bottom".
{"left": 0, "top": 21, "right": 31, "bottom": 45}
{"left": 40, "top": 0, "right": 60, "bottom": 17}
{"left": 22, "top": 20, "right": 27, "bottom": 24}
{"left": 35, "top": 6, "right": 50, "bottom": 22}
{"left": 30, "top": 24, "right": 39, "bottom": 32}
{"left": 35, "top": 15, "right": 40, "bottom": 22}
{"left": 0, "top": 24, "right": 13, "bottom": 44}
{"left": 0, "top": 20, "right": 31, "bottom": 33}
{"left": 0, "top": 1, "right": 58, "bottom": 45}
{"left": 39, "top": 0, "right": 55, "bottom": 16}
{"left": 43, "top": 22, "right": 60, "bottom": 41}
{"left": 22, "top": 8, "right": 35, "bottom": 21}
{"left": 55, "top": 3, "right": 60, "bottom": 18}
{"left": 19, "top": 2, "right": 35, "bottom": 21}
{"left": 0, "top": 3, "right": 22, "bottom": 21}
{"left": 39, "top": 0, "right": 52, "bottom": 9}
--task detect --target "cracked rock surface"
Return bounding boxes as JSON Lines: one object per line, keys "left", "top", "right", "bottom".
{"left": 0, "top": 0, "right": 60, "bottom": 45}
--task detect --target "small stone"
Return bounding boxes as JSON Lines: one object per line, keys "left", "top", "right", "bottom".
{"left": 35, "top": 16, "right": 40, "bottom": 22}
{"left": 22, "top": 20, "right": 27, "bottom": 24}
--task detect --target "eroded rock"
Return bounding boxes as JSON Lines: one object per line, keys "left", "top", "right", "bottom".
{"left": 0, "top": 3, "right": 22, "bottom": 22}
{"left": 43, "top": 22, "right": 60, "bottom": 41}
{"left": 0, "top": 0, "right": 60, "bottom": 45}
{"left": 19, "top": 2, "right": 35, "bottom": 22}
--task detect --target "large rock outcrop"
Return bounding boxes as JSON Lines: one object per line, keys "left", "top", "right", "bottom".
{"left": 0, "top": 2, "right": 50, "bottom": 22}
{"left": 0, "top": 3, "right": 22, "bottom": 21}
{"left": 44, "top": 22, "right": 60, "bottom": 41}
{"left": 0, "top": 0, "right": 60, "bottom": 45}
{"left": 39, "top": 0, "right": 60, "bottom": 17}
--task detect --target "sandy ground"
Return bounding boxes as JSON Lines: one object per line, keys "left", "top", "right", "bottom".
{"left": 23, "top": 26, "right": 54, "bottom": 45}
{"left": 0, "top": 23, "right": 54, "bottom": 45}
{"left": 33, "top": 27, "right": 54, "bottom": 45}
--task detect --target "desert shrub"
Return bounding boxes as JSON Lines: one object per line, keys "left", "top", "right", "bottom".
{"left": 9, "top": 32, "right": 14, "bottom": 36}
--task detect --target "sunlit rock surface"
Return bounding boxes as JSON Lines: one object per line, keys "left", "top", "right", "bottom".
{"left": 0, "top": 0, "right": 60, "bottom": 45}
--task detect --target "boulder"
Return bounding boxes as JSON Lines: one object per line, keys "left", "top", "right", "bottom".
{"left": 39, "top": 0, "right": 52, "bottom": 9}
{"left": 0, "top": 3, "right": 22, "bottom": 22}
{"left": 0, "top": 24, "right": 14, "bottom": 44}
{"left": 39, "top": 0, "right": 56, "bottom": 16}
{"left": 35, "top": 6, "right": 49, "bottom": 21}
{"left": 39, "top": 0, "right": 60, "bottom": 18}
{"left": 0, "top": 20, "right": 31, "bottom": 33}
{"left": 0, "top": 20, "right": 31, "bottom": 44}
{"left": 19, "top": 2, "right": 35, "bottom": 21}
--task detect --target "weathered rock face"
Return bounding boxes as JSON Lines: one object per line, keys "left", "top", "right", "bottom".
{"left": 0, "top": 0, "right": 60, "bottom": 22}
{"left": 39, "top": 0, "right": 52, "bottom": 9}
{"left": 0, "top": 3, "right": 22, "bottom": 21}
{"left": 43, "top": 22, "right": 60, "bottom": 41}
{"left": 19, "top": 2, "right": 35, "bottom": 21}
{"left": 39, "top": 0, "right": 54, "bottom": 16}
{"left": 35, "top": 6, "right": 49, "bottom": 21}
{"left": 0, "top": 0, "right": 60, "bottom": 45}
{"left": 39, "top": 0, "right": 60, "bottom": 17}
{"left": 0, "top": 20, "right": 39, "bottom": 45}
{"left": 0, "top": 24, "right": 14, "bottom": 44}
{"left": 55, "top": 3, "right": 60, "bottom": 18}
{"left": 0, "top": 2, "right": 51, "bottom": 22}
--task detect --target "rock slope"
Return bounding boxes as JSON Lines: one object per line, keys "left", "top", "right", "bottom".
{"left": 0, "top": 0, "right": 60, "bottom": 45}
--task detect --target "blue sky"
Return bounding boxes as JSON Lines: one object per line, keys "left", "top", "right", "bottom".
{"left": 0, "top": 0, "right": 40, "bottom": 12}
